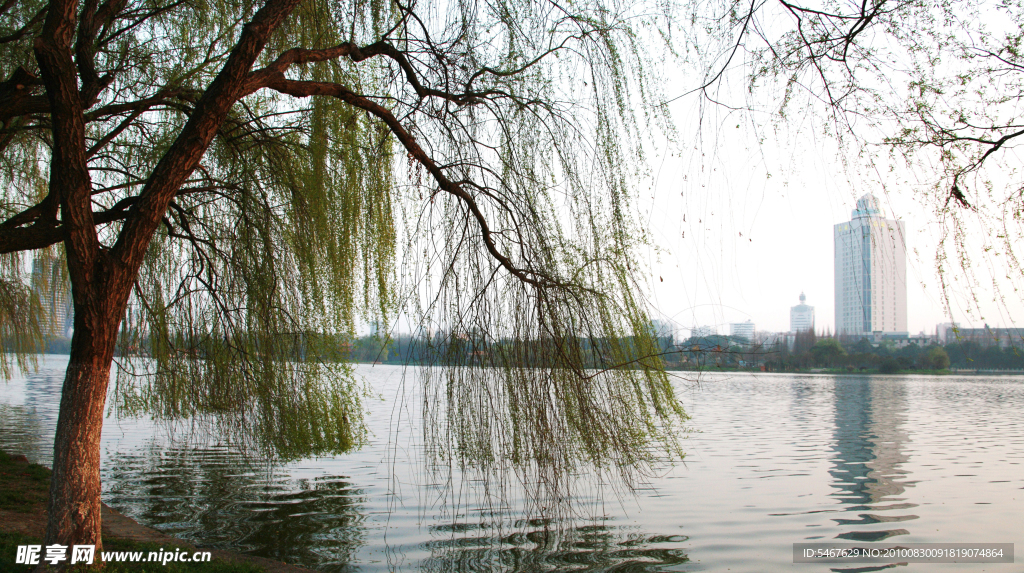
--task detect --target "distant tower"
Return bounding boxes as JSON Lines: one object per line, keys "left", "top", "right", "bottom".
{"left": 31, "top": 255, "right": 73, "bottom": 338}
{"left": 834, "top": 194, "right": 907, "bottom": 337}
{"left": 790, "top": 292, "right": 814, "bottom": 333}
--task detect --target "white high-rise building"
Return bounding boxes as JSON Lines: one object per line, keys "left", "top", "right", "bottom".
{"left": 834, "top": 194, "right": 907, "bottom": 337}
{"left": 729, "top": 320, "right": 755, "bottom": 341}
{"left": 31, "top": 255, "right": 73, "bottom": 338}
{"left": 790, "top": 292, "right": 814, "bottom": 333}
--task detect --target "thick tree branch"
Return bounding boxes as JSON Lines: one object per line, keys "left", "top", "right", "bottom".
{"left": 0, "top": 66, "right": 46, "bottom": 121}
{"left": 246, "top": 40, "right": 537, "bottom": 107}
{"left": 0, "top": 222, "right": 65, "bottom": 253}
{"left": 110, "top": 0, "right": 302, "bottom": 282}
{"left": 263, "top": 74, "right": 561, "bottom": 289}
{"left": 84, "top": 89, "right": 195, "bottom": 120}
{"left": 0, "top": 186, "right": 217, "bottom": 254}
{"left": 35, "top": 0, "right": 103, "bottom": 308}
{"left": 75, "top": 0, "right": 101, "bottom": 96}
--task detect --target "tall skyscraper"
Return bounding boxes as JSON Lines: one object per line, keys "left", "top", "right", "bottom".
{"left": 31, "top": 255, "right": 73, "bottom": 338}
{"left": 790, "top": 292, "right": 814, "bottom": 333}
{"left": 834, "top": 194, "right": 907, "bottom": 337}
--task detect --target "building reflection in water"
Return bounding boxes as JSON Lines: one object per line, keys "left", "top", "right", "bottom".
{"left": 830, "top": 376, "right": 917, "bottom": 542}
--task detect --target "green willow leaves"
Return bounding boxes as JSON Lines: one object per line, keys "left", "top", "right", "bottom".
{"left": 0, "top": 0, "right": 687, "bottom": 507}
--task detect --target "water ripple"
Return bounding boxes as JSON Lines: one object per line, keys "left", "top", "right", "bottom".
{"left": 2, "top": 362, "right": 1024, "bottom": 571}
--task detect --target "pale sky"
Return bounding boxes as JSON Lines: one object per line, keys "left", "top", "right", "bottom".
{"left": 639, "top": 102, "right": 1021, "bottom": 338}
{"left": 629, "top": 3, "right": 1024, "bottom": 339}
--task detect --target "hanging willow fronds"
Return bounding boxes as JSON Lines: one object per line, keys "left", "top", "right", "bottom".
{"left": 0, "top": 0, "right": 688, "bottom": 515}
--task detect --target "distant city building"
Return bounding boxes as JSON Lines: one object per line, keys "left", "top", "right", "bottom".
{"left": 790, "top": 292, "right": 815, "bottom": 333}
{"left": 729, "top": 320, "right": 755, "bottom": 341}
{"left": 834, "top": 194, "right": 907, "bottom": 337}
{"left": 31, "top": 255, "right": 73, "bottom": 338}
{"left": 650, "top": 319, "right": 677, "bottom": 341}
{"left": 691, "top": 325, "right": 717, "bottom": 338}
{"left": 939, "top": 324, "right": 1024, "bottom": 349}
{"left": 755, "top": 331, "right": 786, "bottom": 347}
{"left": 935, "top": 322, "right": 958, "bottom": 344}
{"left": 895, "top": 332, "right": 936, "bottom": 348}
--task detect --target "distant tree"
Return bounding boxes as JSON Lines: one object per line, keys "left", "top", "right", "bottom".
{"left": 946, "top": 341, "right": 978, "bottom": 367}
{"left": 875, "top": 341, "right": 895, "bottom": 359}
{"left": 849, "top": 351, "right": 879, "bottom": 371}
{"left": 793, "top": 328, "right": 817, "bottom": 355}
{"left": 982, "top": 346, "right": 1008, "bottom": 369}
{"left": 810, "top": 337, "right": 846, "bottom": 368}
{"left": 898, "top": 343, "right": 923, "bottom": 367}
{"left": 925, "top": 346, "right": 951, "bottom": 370}
{"left": 1007, "top": 347, "right": 1024, "bottom": 369}
{"left": 879, "top": 358, "right": 901, "bottom": 374}
{"left": 852, "top": 338, "right": 875, "bottom": 355}
{"left": 764, "top": 339, "right": 789, "bottom": 372}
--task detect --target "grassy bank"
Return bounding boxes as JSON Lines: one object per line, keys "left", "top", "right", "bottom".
{"left": 0, "top": 452, "right": 49, "bottom": 513}
{"left": 0, "top": 451, "right": 263, "bottom": 573}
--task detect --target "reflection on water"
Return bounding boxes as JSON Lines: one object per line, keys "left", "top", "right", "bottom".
{"left": 415, "top": 519, "right": 688, "bottom": 573}
{"left": 419, "top": 525, "right": 690, "bottom": 573}
{"left": 830, "top": 378, "right": 916, "bottom": 542}
{"left": 3, "top": 357, "right": 1024, "bottom": 572}
{"left": 0, "top": 361, "right": 63, "bottom": 465}
{"left": 103, "top": 444, "right": 366, "bottom": 570}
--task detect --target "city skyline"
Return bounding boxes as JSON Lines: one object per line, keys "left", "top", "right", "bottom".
{"left": 642, "top": 175, "right": 1004, "bottom": 337}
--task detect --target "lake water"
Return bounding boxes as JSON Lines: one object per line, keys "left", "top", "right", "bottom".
{"left": 1, "top": 355, "right": 1022, "bottom": 572}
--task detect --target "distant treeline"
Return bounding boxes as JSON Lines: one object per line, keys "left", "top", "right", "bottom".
{"left": 671, "top": 330, "right": 1024, "bottom": 372}
{"left": 102, "top": 331, "right": 673, "bottom": 371}
{"left": 345, "top": 333, "right": 667, "bottom": 370}
{"left": 18, "top": 331, "right": 1024, "bottom": 373}
{"left": 10, "top": 331, "right": 666, "bottom": 370}
{"left": 0, "top": 335, "right": 73, "bottom": 355}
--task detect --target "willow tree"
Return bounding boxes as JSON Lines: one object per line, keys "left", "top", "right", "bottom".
{"left": 0, "top": 0, "right": 686, "bottom": 555}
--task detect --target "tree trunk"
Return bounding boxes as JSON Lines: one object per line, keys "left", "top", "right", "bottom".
{"left": 29, "top": 0, "right": 300, "bottom": 557}
{"left": 44, "top": 298, "right": 120, "bottom": 555}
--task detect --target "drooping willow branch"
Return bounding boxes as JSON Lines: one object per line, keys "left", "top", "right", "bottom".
{"left": 253, "top": 73, "right": 570, "bottom": 291}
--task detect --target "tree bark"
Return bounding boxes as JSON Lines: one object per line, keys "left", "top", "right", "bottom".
{"left": 44, "top": 294, "right": 121, "bottom": 554}
{"left": 31, "top": 0, "right": 302, "bottom": 559}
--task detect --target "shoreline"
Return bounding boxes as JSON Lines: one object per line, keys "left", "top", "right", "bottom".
{"left": 0, "top": 452, "right": 316, "bottom": 573}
